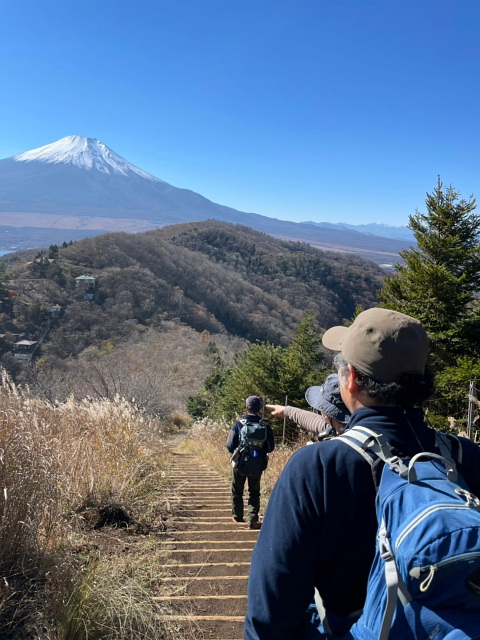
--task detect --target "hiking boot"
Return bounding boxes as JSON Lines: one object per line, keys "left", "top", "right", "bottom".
{"left": 232, "top": 516, "right": 245, "bottom": 523}
{"left": 248, "top": 520, "right": 262, "bottom": 530}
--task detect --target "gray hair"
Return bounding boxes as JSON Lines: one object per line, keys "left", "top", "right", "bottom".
{"left": 333, "top": 352, "right": 434, "bottom": 407}
{"left": 333, "top": 353, "right": 350, "bottom": 385}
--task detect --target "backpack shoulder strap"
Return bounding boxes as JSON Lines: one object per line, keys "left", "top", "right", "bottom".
{"left": 337, "top": 427, "right": 377, "bottom": 467}
{"left": 338, "top": 426, "right": 409, "bottom": 477}
{"left": 341, "top": 427, "right": 414, "bottom": 640}
{"left": 237, "top": 419, "right": 248, "bottom": 450}
{"left": 435, "top": 430, "right": 461, "bottom": 462}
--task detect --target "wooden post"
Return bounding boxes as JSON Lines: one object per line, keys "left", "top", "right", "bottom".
{"left": 282, "top": 395, "right": 287, "bottom": 445}
{"left": 467, "top": 381, "right": 476, "bottom": 440}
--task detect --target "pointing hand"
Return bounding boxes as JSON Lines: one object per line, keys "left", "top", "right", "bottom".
{"left": 266, "top": 404, "right": 285, "bottom": 418}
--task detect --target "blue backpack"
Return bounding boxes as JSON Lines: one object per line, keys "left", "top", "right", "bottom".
{"left": 335, "top": 426, "right": 480, "bottom": 640}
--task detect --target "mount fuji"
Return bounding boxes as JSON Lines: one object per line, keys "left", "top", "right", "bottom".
{"left": 12, "top": 136, "right": 161, "bottom": 181}
{"left": 0, "top": 136, "right": 411, "bottom": 263}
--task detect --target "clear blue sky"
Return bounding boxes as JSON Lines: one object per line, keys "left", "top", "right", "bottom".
{"left": 1, "top": 0, "right": 479, "bottom": 225}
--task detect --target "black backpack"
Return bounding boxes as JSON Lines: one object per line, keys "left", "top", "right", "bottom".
{"left": 234, "top": 419, "right": 268, "bottom": 477}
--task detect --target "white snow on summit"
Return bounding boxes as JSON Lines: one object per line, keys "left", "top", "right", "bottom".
{"left": 13, "top": 135, "right": 162, "bottom": 182}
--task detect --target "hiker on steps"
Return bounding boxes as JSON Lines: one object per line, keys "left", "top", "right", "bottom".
{"left": 226, "top": 396, "right": 275, "bottom": 530}
{"left": 245, "top": 308, "right": 480, "bottom": 640}
{"left": 266, "top": 373, "right": 350, "bottom": 442}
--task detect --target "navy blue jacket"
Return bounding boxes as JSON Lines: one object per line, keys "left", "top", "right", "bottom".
{"left": 226, "top": 413, "right": 275, "bottom": 455}
{"left": 245, "top": 406, "right": 480, "bottom": 640}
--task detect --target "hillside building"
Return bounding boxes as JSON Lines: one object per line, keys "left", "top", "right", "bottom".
{"left": 45, "top": 304, "right": 63, "bottom": 316}
{"left": 13, "top": 339, "right": 38, "bottom": 360}
{"left": 75, "top": 275, "right": 96, "bottom": 300}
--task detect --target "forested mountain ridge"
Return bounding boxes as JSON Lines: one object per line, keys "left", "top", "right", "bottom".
{"left": 1, "top": 221, "right": 384, "bottom": 410}
{"left": 2, "top": 221, "right": 384, "bottom": 352}
{"left": 70, "top": 221, "right": 381, "bottom": 332}
{"left": 154, "top": 221, "right": 384, "bottom": 324}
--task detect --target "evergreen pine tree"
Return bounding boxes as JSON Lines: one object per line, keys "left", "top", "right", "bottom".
{"left": 278, "top": 313, "right": 326, "bottom": 402}
{"left": 186, "top": 343, "right": 230, "bottom": 419}
{"left": 208, "top": 315, "right": 328, "bottom": 422}
{"left": 379, "top": 178, "right": 480, "bottom": 367}
{"left": 214, "top": 342, "right": 286, "bottom": 420}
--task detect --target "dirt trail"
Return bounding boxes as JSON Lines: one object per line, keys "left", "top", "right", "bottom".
{"left": 155, "top": 448, "right": 260, "bottom": 639}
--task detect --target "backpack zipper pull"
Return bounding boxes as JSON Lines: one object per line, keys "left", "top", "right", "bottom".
{"left": 455, "top": 488, "right": 480, "bottom": 509}
{"left": 419, "top": 565, "right": 436, "bottom": 592}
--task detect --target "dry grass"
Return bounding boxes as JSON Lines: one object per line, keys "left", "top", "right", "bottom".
{"left": 0, "top": 369, "right": 175, "bottom": 639}
{"left": 43, "top": 553, "right": 168, "bottom": 640}
{"left": 181, "top": 418, "right": 232, "bottom": 480}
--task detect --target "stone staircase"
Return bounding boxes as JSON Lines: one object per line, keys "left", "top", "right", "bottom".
{"left": 155, "top": 451, "right": 260, "bottom": 639}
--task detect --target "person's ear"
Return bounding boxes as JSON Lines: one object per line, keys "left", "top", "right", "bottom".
{"left": 347, "top": 364, "right": 361, "bottom": 393}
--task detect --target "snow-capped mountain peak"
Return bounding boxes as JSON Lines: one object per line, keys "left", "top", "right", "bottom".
{"left": 13, "top": 135, "right": 161, "bottom": 182}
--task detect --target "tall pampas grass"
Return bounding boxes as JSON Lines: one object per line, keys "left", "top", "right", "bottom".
{"left": 0, "top": 370, "right": 171, "bottom": 638}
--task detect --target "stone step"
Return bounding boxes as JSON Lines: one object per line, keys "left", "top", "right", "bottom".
{"left": 177, "top": 491, "right": 230, "bottom": 495}
{"left": 183, "top": 497, "right": 231, "bottom": 500}
{"left": 161, "top": 545, "right": 255, "bottom": 553}
{"left": 162, "top": 530, "right": 257, "bottom": 540}
{"left": 176, "top": 492, "right": 229, "bottom": 496}
{"left": 168, "top": 475, "right": 229, "bottom": 480}
{"left": 168, "top": 474, "right": 228, "bottom": 479}
{"left": 159, "top": 539, "right": 256, "bottom": 548}
{"left": 154, "top": 594, "right": 247, "bottom": 616}
{"left": 167, "top": 524, "right": 249, "bottom": 532}
{"left": 162, "top": 561, "right": 250, "bottom": 577}
{"left": 158, "top": 548, "right": 254, "bottom": 564}
{"left": 173, "top": 515, "right": 239, "bottom": 521}
{"left": 174, "top": 478, "right": 229, "bottom": 481}
{"left": 180, "top": 504, "right": 232, "bottom": 509}
{"left": 159, "top": 575, "right": 248, "bottom": 597}
{"left": 157, "top": 616, "right": 244, "bottom": 639}
{"left": 177, "top": 507, "right": 231, "bottom": 513}
{"left": 180, "top": 499, "right": 231, "bottom": 504}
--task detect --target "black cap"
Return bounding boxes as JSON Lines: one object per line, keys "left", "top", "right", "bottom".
{"left": 246, "top": 396, "right": 262, "bottom": 412}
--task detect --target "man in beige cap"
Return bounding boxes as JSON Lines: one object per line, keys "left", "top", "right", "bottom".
{"left": 245, "top": 308, "right": 480, "bottom": 640}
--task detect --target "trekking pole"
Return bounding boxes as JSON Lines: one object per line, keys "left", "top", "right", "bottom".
{"left": 467, "top": 381, "right": 476, "bottom": 440}
{"left": 282, "top": 396, "right": 287, "bottom": 445}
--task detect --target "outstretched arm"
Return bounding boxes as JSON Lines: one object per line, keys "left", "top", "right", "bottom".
{"left": 266, "top": 404, "right": 330, "bottom": 435}
{"left": 283, "top": 406, "right": 330, "bottom": 435}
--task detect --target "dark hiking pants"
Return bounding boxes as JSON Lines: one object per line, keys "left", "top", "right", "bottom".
{"left": 231, "top": 468, "right": 261, "bottom": 524}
